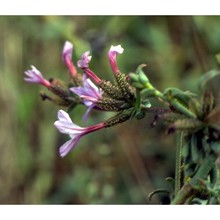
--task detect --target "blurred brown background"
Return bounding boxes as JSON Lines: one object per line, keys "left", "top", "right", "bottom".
{"left": 0, "top": 16, "right": 220, "bottom": 204}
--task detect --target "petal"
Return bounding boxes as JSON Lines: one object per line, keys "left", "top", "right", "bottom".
{"left": 83, "top": 51, "right": 92, "bottom": 61}
{"left": 70, "top": 86, "right": 88, "bottom": 97}
{"left": 80, "top": 95, "right": 99, "bottom": 103}
{"left": 54, "top": 120, "right": 80, "bottom": 134}
{"left": 82, "top": 104, "right": 95, "bottom": 123}
{"left": 54, "top": 110, "right": 82, "bottom": 134}
{"left": 24, "top": 66, "right": 43, "bottom": 82}
{"left": 30, "top": 65, "right": 42, "bottom": 76}
{"left": 62, "top": 41, "right": 73, "bottom": 60}
{"left": 77, "top": 51, "right": 92, "bottom": 68}
{"left": 83, "top": 99, "right": 94, "bottom": 107}
{"left": 57, "top": 110, "right": 74, "bottom": 123}
{"left": 59, "top": 137, "right": 80, "bottom": 157}
{"left": 109, "top": 45, "right": 124, "bottom": 54}
{"left": 70, "top": 74, "right": 102, "bottom": 99}
{"left": 84, "top": 77, "right": 102, "bottom": 98}
{"left": 24, "top": 66, "right": 51, "bottom": 87}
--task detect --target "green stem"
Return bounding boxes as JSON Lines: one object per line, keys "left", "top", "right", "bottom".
{"left": 170, "top": 99, "right": 197, "bottom": 119}
{"left": 143, "top": 82, "right": 165, "bottom": 100}
{"left": 175, "top": 132, "right": 183, "bottom": 196}
{"left": 171, "top": 153, "right": 217, "bottom": 204}
{"left": 171, "top": 183, "right": 194, "bottom": 204}
{"left": 154, "top": 89, "right": 165, "bottom": 100}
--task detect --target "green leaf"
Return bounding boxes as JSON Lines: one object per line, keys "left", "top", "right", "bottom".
{"left": 199, "top": 69, "right": 220, "bottom": 90}
{"left": 199, "top": 69, "right": 220, "bottom": 101}
{"left": 190, "top": 135, "right": 200, "bottom": 163}
{"left": 210, "top": 142, "right": 220, "bottom": 154}
{"left": 163, "top": 87, "right": 197, "bottom": 106}
{"left": 136, "top": 64, "right": 149, "bottom": 85}
{"left": 168, "top": 118, "right": 204, "bottom": 132}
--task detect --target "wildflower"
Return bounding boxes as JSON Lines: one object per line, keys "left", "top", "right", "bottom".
{"left": 54, "top": 110, "right": 105, "bottom": 157}
{"left": 24, "top": 65, "right": 51, "bottom": 88}
{"left": 62, "top": 41, "right": 77, "bottom": 77}
{"left": 77, "top": 51, "right": 91, "bottom": 68}
{"left": 77, "top": 51, "right": 101, "bottom": 84}
{"left": 108, "top": 45, "right": 124, "bottom": 75}
{"left": 70, "top": 74, "right": 103, "bottom": 122}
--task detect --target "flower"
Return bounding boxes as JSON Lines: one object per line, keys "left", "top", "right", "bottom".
{"left": 24, "top": 65, "right": 51, "bottom": 87}
{"left": 54, "top": 110, "right": 105, "bottom": 157}
{"left": 77, "top": 51, "right": 91, "bottom": 68}
{"left": 77, "top": 51, "right": 101, "bottom": 84}
{"left": 70, "top": 74, "right": 103, "bottom": 122}
{"left": 62, "top": 41, "right": 77, "bottom": 77}
{"left": 108, "top": 45, "right": 124, "bottom": 75}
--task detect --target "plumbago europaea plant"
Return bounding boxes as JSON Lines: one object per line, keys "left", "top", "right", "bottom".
{"left": 24, "top": 41, "right": 220, "bottom": 204}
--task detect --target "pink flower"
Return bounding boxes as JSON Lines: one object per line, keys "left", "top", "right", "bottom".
{"left": 24, "top": 65, "right": 51, "bottom": 87}
{"left": 108, "top": 45, "right": 124, "bottom": 75}
{"left": 77, "top": 51, "right": 91, "bottom": 68}
{"left": 77, "top": 51, "right": 101, "bottom": 84}
{"left": 54, "top": 110, "right": 105, "bottom": 157}
{"left": 70, "top": 74, "right": 103, "bottom": 122}
{"left": 62, "top": 41, "right": 77, "bottom": 77}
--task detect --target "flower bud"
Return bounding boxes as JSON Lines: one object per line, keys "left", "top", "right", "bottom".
{"left": 131, "top": 82, "right": 144, "bottom": 90}
{"left": 136, "top": 64, "right": 149, "bottom": 85}
{"left": 128, "top": 73, "right": 139, "bottom": 83}
{"left": 139, "top": 70, "right": 149, "bottom": 85}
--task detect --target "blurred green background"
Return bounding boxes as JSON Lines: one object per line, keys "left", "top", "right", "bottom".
{"left": 0, "top": 16, "right": 220, "bottom": 204}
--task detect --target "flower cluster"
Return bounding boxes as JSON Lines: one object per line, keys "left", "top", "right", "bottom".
{"left": 25, "top": 41, "right": 150, "bottom": 157}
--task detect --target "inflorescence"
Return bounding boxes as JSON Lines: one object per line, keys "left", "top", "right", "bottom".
{"left": 24, "top": 41, "right": 152, "bottom": 157}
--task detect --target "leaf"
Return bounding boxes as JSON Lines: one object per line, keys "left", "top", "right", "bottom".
{"left": 198, "top": 69, "right": 220, "bottom": 101}
{"left": 199, "top": 69, "right": 220, "bottom": 90}
{"left": 163, "top": 87, "right": 197, "bottom": 105}
{"left": 190, "top": 134, "right": 200, "bottom": 163}
{"left": 168, "top": 118, "right": 204, "bottom": 133}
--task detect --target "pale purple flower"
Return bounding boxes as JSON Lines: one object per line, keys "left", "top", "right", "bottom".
{"left": 24, "top": 65, "right": 51, "bottom": 87}
{"left": 70, "top": 74, "right": 103, "bottom": 122}
{"left": 77, "top": 51, "right": 101, "bottom": 84}
{"left": 108, "top": 45, "right": 124, "bottom": 75}
{"left": 62, "top": 41, "right": 77, "bottom": 77}
{"left": 54, "top": 110, "right": 105, "bottom": 157}
{"left": 77, "top": 51, "right": 92, "bottom": 68}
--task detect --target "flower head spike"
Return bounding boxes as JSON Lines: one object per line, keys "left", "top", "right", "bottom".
{"left": 77, "top": 51, "right": 101, "bottom": 84}
{"left": 108, "top": 45, "right": 124, "bottom": 75}
{"left": 70, "top": 74, "right": 103, "bottom": 122}
{"left": 54, "top": 110, "right": 105, "bottom": 157}
{"left": 24, "top": 65, "right": 51, "bottom": 88}
{"left": 62, "top": 41, "right": 77, "bottom": 77}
